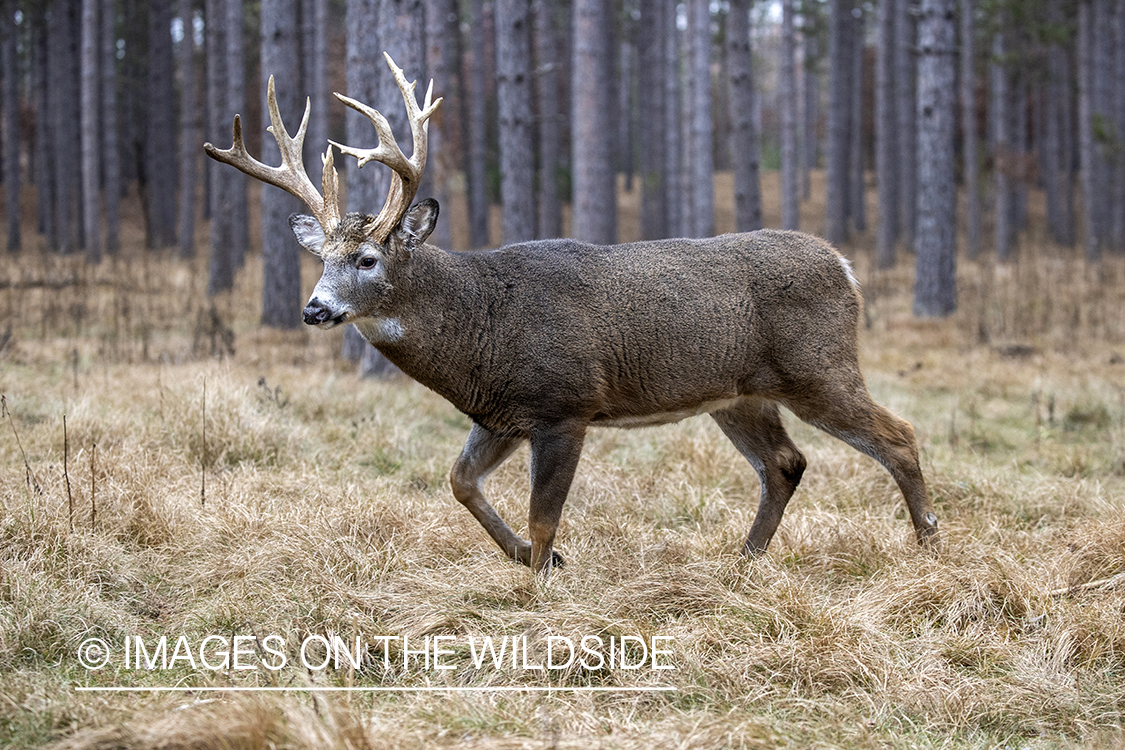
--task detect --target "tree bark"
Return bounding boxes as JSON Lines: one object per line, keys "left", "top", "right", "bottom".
{"left": 780, "top": 0, "right": 799, "bottom": 230}
{"left": 913, "top": 0, "right": 956, "bottom": 317}
{"left": 663, "top": 0, "right": 682, "bottom": 237}
{"left": 1078, "top": 0, "right": 1099, "bottom": 260}
{"left": 496, "top": 0, "right": 535, "bottom": 243}
{"left": 260, "top": 0, "right": 303, "bottom": 328}
{"left": 572, "top": 0, "right": 617, "bottom": 244}
{"left": 425, "top": 0, "right": 458, "bottom": 250}
{"left": 206, "top": 0, "right": 234, "bottom": 295}
{"left": 876, "top": 0, "right": 898, "bottom": 267}
{"left": 50, "top": 0, "right": 82, "bottom": 254}
{"left": 81, "top": 0, "right": 101, "bottom": 262}
{"left": 960, "top": 0, "right": 979, "bottom": 258}
{"left": 226, "top": 0, "right": 247, "bottom": 267}
{"left": 727, "top": 0, "right": 761, "bottom": 232}
{"left": 177, "top": 0, "right": 198, "bottom": 258}
{"left": 992, "top": 31, "right": 1015, "bottom": 261}
{"left": 1114, "top": 0, "right": 1125, "bottom": 248}
{"left": 146, "top": 0, "right": 177, "bottom": 249}
{"left": 1044, "top": 35, "right": 1074, "bottom": 246}
{"left": 802, "top": 32, "right": 821, "bottom": 202}
{"left": 849, "top": 6, "right": 865, "bottom": 233}
{"left": 2, "top": 0, "right": 19, "bottom": 251}
{"left": 687, "top": 0, "right": 713, "bottom": 237}
{"left": 896, "top": 0, "right": 916, "bottom": 250}
{"left": 34, "top": 6, "right": 54, "bottom": 245}
{"left": 101, "top": 0, "right": 119, "bottom": 253}
{"left": 465, "top": 0, "right": 490, "bottom": 247}
{"left": 302, "top": 0, "right": 329, "bottom": 184}
{"left": 536, "top": 0, "right": 563, "bottom": 238}
{"left": 826, "top": 0, "right": 851, "bottom": 244}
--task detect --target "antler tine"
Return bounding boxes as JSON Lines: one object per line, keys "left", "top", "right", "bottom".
{"left": 203, "top": 76, "right": 341, "bottom": 232}
{"left": 329, "top": 52, "right": 443, "bottom": 243}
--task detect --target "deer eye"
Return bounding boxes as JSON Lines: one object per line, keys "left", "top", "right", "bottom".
{"left": 358, "top": 256, "right": 377, "bottom": 270}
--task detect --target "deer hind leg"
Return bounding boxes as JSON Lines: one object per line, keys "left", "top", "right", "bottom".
{"left": 712, "top": 399, "right": 808, "bottom": 554}
{"left": 526, "top": 421, "right": 586, "bottom": 575}
{"left": 450, "top": 424, "right": 535, "bottom": 564}
{"left": 782, "top": 378, "right": 939, "bottom": 548}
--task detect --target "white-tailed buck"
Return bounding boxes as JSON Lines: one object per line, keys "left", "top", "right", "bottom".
{"left": 205, "top": 54, "right": 939, "bottom": 573}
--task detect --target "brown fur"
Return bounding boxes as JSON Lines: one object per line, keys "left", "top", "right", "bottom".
{"left": 298, "top": 206, "right": 938, "bottom": 573}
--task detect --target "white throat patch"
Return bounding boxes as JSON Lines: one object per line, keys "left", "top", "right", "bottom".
{"left": 354, "top": 317, "right": 405, "bottom": 344}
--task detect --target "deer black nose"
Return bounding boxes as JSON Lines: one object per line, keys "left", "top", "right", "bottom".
{"left": 302, "top": 299, "right": 332, "bottom": 326}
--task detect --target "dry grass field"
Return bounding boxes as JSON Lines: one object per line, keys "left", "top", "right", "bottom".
{"left": 2, "top": 173, "right": 1125, "bottom": 749}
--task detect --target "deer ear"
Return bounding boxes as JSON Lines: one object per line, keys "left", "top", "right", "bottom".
{"left": 393, "top": 199, "right": 439, "bottom": 255}
{"left": 289, "top": 214, "right": 326, "bottom": 256}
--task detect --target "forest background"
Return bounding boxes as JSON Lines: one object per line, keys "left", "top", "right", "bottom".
{"left": 2, "top": 1, "right": 1125, "bottom": 748}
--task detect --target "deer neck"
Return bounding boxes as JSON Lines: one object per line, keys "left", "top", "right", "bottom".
{"left": 359, "top": 246, "right": 491, "bottom": 417}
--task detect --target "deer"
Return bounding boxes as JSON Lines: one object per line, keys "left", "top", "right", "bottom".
{"left": 204, "top": 54, "right": 939, "bottom": 575}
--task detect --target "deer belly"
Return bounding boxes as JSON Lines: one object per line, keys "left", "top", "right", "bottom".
{"left": 591, "top": 397, "right": 744, "bottom": 428}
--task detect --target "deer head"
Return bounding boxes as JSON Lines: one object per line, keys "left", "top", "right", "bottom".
{"left": 204, "top": 53, "right": 442, "bottom": 332}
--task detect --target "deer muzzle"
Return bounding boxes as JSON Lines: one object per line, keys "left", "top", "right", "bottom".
{"left": 302, "top": 298, "right": 345, "bottom": 328}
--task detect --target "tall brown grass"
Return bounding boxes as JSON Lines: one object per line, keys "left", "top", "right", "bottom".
{"left": 1, "top": 174, "right": 1124, "bottom": 749}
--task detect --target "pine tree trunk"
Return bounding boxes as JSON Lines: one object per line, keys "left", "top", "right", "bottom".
{"left": 1078, "top": 0, "right": 1098, "bottom": 260}
{"left": 1092, "top": 0, "right": 1113, "bottom": 253}
{"left": 849, "top": 6, "right": 865, "bottom": 233}
{"left": 802, "top": 33, "right": 820, "bottom": 202}
{"left": 206, "top": 0, "right": 234, "bottom": 295}
{"left": 260, "top": 0, "right": 303, "bottom": 328}
{"left": 1044, "top": 34, "right": 1074, "bottom": 246}
{"left": 913, "top": 0, "right": 957, "bottom": 317}
{"left": 345, "top": 0, "right": 379, "bottom": 222}
{"left": 496, "top": 0, "right": 535, "bottom": 243}
{"left": 663, "top": 0, "right": 682, "bottom": 237}
{"left": 34, "top": 6, "right": 54, "bottom": 245}
{"left": 146, "top": 0, "right": 177, "bottom": 249}
{"left": 2, "top": 0, "right": 19, "bottom": 251}
{"left": 687, "top": 0, "right": 713, "bottom": 237}
{"left": 572, "top": 0, "right": 617, "bottom": 244}
{"left": 177, "top": 0, "right": 198, "bottom": 258}
{"left": 896, "top": 0, "right": 916, "bottom": 250}
{"left": 80, "top": 0, "right": 101, "bottom": 262}
{"left": 535, "top": 0, "right": 562, "bottom": 238}
{"left": 226, "top": 0, "right": 247, "bottom": 267}
{"left": 876, "top": 0, "right": 898, "bottom": 267}
{"left": 425, "top": 0, "right": 458, "bottom": 250}
{"left": 1114, "top": 0, "right": 1125, "bottom": 249}
{"left": 992, "top": 31, "right": 1015, "bottom": 261}
{"left": 1012, "top": 76, "right": 1028, "bottom": 232}
{"left": 101, "top": 0, "right": 119, "bottom": 253}
{"left": 465, "top": 0, "right": 490, "bottom": 247}
{"left": 960, "top": 0, "right": 979, "bottom": 258}
{"left": 301, "top": 0, "right": 328, "bottom": 182}
{"left": 826, "top": 0, "right": 851, "bottom": 244}
{"left": 51, "top": 0, "right": 82, "bottom": 254}
{"left": 728, "top": 0, "right": 761, "bottom": 232}
{"left": 780, "top": 0, "right": 799, "bottom": 230}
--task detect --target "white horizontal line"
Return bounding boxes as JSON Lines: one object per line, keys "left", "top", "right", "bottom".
{"left": 75, "top": 686, "right": 677, "bottom": 693}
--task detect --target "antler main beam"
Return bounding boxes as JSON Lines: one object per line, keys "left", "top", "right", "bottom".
{"left": 204, "top": 76, "right": 341, "bottom": 233}
{"left": 330, "top": 52, "right": 443, "bottom": 243}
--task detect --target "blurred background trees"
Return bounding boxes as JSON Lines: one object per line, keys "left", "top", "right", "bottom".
{"left": 1, "top": 0, "right": 1124, "bottom": 366}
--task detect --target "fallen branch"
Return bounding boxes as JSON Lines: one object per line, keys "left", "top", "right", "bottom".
{"left": 1048, "top": 570, "right": 1125, "bottom": 598}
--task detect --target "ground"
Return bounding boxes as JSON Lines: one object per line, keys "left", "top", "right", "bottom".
{"left": 1, "top": 174, "right": 1124, "bottom": 749}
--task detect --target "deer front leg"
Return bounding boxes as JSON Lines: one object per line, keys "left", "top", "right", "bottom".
{"left": 527, "top": 421, "right": 586, "bottom": 575}
{"left": 450, "top": 424, "right": 531, "bottom": 563}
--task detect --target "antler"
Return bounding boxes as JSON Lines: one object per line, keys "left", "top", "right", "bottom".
{"left": 204, "top": 76, "right": 341, "bottom": 233}
{"left": 330, "top": 52, "right": 442, "bottom": 243}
